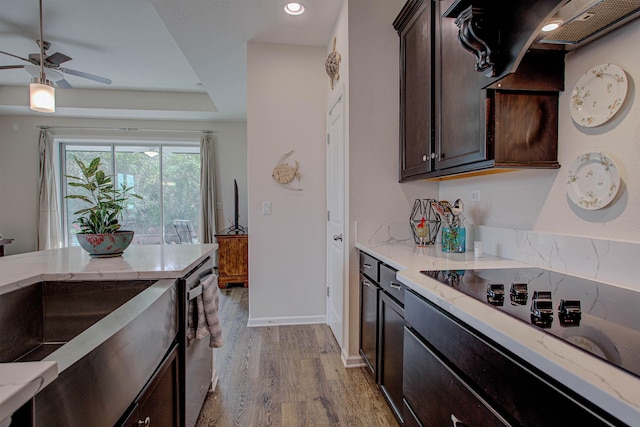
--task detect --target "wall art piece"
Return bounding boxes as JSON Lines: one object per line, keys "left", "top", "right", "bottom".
{"left": 566, "top": 152, "right": 620, "bottom": 210}
{"left": 272, "top": 150, "right": 302, "bottom": 190}
{"left": 325, "top": 37, "right": 341, "bottom": 89}
{"left": 570, "top": 63, "right": 627, "bottom": 127}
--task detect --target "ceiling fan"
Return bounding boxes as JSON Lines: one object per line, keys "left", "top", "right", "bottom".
{"left": 0, "top": 1, "right": 112, "bottom": 89}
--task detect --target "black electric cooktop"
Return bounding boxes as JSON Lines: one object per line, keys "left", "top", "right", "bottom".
{"left": 421, "top": 268, "right": 640, "bottom": 378}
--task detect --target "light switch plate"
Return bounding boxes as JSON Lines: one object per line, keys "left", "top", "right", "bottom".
{"left": 262, "top": 201, "right": 272, "bottom": 215}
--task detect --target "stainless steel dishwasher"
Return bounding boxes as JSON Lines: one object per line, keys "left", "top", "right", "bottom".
{"left": 179, "top": 257, "right": 215, "bottom": 427}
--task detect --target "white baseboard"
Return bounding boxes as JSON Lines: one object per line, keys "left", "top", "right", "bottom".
{"left": 210, "top": 367, "right": 219, "bottom": 392}
{"left": 247, "top": 314, "right": 326, "bottom": 327}
{"left": 342, "top": 352, "right": 365, "bottom": 368}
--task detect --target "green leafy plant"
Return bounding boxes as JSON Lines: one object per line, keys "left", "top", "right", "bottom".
{"left": 65, "top": 157, "right": 142, "bottom": 234}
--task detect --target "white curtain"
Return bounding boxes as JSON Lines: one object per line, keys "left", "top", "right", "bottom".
{"left": 199, "top": 131, "right": 218, "bottom": 244}
{"left": 37, "top": 129, "right": 62, "bottom": 250}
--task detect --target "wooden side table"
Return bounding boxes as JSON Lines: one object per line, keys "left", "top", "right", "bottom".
{"left": 215, "top": 234, "right": 248, "bottom": 288}
{"left": 0, "top": 238, "right": 14, "bottom": 257}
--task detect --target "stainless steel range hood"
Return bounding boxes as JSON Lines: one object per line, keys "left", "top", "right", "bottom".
{"left": 535, "top": 0, "right": 640, "bottom": 48}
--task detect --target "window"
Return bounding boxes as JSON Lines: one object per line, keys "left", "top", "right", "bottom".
{"left": 61, "top": 143, "right": 201, "bottom": 246}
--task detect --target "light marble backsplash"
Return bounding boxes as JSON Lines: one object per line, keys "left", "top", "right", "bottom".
{"left": 355, "top": 221, "right": 415, "bottom": 246}
{"left": 355, "top": 221, "right": 640, "bottom": 291}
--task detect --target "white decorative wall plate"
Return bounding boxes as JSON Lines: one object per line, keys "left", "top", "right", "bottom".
{"left": 570, "top": 63, "right": 627, "bottom": 127}
{"left": 566, "top": 152, "right": 620, "bottom": 210}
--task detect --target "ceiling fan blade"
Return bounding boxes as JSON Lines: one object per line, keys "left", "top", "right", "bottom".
{"left": 59, "top": 67, "right": 112, "bottom": 85}
{"left": 55, "top": 79, "right": 73, "bottom": 89}
{"left": 45, "top": 52, "right": 72, "bottom": 66}
{"left": 0, "top": 65, "right": 26, "bottom": 70}
{"left": 0, "top": 50, "right": 31, "bottom": 63}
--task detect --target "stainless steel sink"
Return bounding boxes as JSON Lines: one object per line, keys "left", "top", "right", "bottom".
{"left": 0, "top": 280, "right": 155, "bottom": 363}
{"left": 0, "top": 278, "right": 179, "bottom": 426}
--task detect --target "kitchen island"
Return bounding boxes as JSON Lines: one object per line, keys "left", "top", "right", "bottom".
{"left": 356, "top": 240, "right": 640, "bottom": 426}
{"left": 0, "top": 244, "right": 217, "bottom": 426}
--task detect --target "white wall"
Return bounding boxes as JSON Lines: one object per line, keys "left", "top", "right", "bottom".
{"left": 0, "top": 115, "right": 246, "bottom": 255}
{"left": 212, "top": 122, "right": 249, "bottom": 234}
{"left": 345, "top": 0, "right": 439, "bottom": 359}
{"left": 246, "top": 42, "right": 327, "bottom": 324}
{"left": 439, "top": 20, "right": 640, "bottom": 244}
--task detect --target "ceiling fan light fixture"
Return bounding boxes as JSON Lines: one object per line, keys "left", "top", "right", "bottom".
{"left": 29, "top": 78, "right": 55, "bottom": 113}
{"left": 284, "top": 2, "right": 305, "bottom": 15}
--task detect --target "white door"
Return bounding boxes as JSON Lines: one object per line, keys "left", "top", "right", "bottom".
{"left": 327, "top": 92, "right": 345, "bottom": 347}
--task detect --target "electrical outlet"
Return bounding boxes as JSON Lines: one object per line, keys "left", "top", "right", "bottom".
{"left": 469, "top": 190, "right": 480, "bottom": 202}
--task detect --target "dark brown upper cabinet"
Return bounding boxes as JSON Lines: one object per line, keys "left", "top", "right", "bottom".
{"left": 394, "top": 0, "right": 435, "bottom": 180}
{"left": 395, "top": 0, "right": 565, "bottom": 182}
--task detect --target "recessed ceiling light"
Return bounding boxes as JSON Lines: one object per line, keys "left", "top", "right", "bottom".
{"left": 541, "top": 19, "right": 563, "bottom": 32}
{"left": 284, "top": 2, "right": 305, "bottom": 16}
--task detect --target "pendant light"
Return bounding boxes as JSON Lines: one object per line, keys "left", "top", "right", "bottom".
{"left": 29, "top": 0, "right": 55, "bottom": 113}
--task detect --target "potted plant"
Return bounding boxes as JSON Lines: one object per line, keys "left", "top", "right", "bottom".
{"left": 65, "top": 156, "right": 142, "bottom": 257}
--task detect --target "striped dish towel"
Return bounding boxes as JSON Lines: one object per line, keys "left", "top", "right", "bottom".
{"left": 187, "top": 273, "right": 223, "bottom": 348}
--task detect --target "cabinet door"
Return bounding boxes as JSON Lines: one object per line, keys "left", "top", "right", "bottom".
{"left": 403, "top": 327, "right": 509, "bottom": 427}
{"left": 435, "top": 0, "right": 491, "bottom": 171}
{"left": 360, "top": 252, "right": 380, "bottom": 283}
{"left": 217, "top": 235, "right": 248, "bottom": 277}
{"left": 122, "top": 347, "right": 179, "bottom": 427}
{"left": 379, "top": 291, "right": 405, "bottom": 423}
{"left": 493, "top": 91, "right": 559, "bottom": 167}
{"left": 379, "top": 264, "right": 404, "bottom": 304}
{"left": 402, "top": 399, "right": 424, "bottom": 427}
{"left": 359, "top": 273, "right": 379, "bottom": 378}
{"left": 397, "top": 0, "right": 434, "bottom": 179}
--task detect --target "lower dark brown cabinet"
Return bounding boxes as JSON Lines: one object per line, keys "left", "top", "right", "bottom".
{"left": 404, "top": 327, "right": 507, "bottom": 426}
{"left": 404, "top": 289, "right": 619, "bottom": 426}
{"left": 119, "top": 346, "right": 179, "bottom": 427}
{"left": 379, "top": 291, "right": 404, "bottom": 423}
{"left": 359, "top": 273, "right": 379, "bottom": 377}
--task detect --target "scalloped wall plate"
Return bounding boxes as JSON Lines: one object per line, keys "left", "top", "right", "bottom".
{"left": 570, "top": 63, "right": 627, "bottom": 127}
{"left": 566, "top": 152, "right": 620, "bottom": 210}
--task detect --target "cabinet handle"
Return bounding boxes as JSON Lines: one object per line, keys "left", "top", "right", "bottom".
{"left": 451, "top": 414, "right": 467, "bottom": 427}
{"left": 390, "top": 283, "right": 401, "bottom": 290}
{"left": 138, "top": 417, "right": 150, "bottom": 427}
{"left": 431, "top": 152, "right": 437, "bottom": 159}
{"left": 363, "top": 280, "right": 372, "bottom": 288}
{"left": 422, "top": 154, "right": 427, "bottom": 161}
{"left": 187, "top": 284, "right": 203, "bottom": 301}
{"left": 363, "top": 263, "right": 372, "bottom": 269}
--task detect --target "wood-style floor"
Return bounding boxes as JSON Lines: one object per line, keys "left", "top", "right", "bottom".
{"left": 195, "top": 287, "right": 399, "bottom": 427}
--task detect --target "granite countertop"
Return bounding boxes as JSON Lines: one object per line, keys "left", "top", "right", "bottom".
{"left": 356, "top": 241, "right": 640, "bottom": 427}
{"left": 0, "top": 244, "right": 217, "bottom": 423}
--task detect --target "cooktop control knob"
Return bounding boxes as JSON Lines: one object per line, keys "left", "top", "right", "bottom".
{"left": 530, "top": 299, "right": 554, "bottom": 328}
{"left": 510, "top": 283, "right": 528, "bottom": 305}
{"left": 486, "top": 283, "right": 505, "bottom": 306}
{"left": 558, "top": 299, "right": 582, "bottom": 326}
{"left": 533, "top": 290, "right": 552, "bottom": 300}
